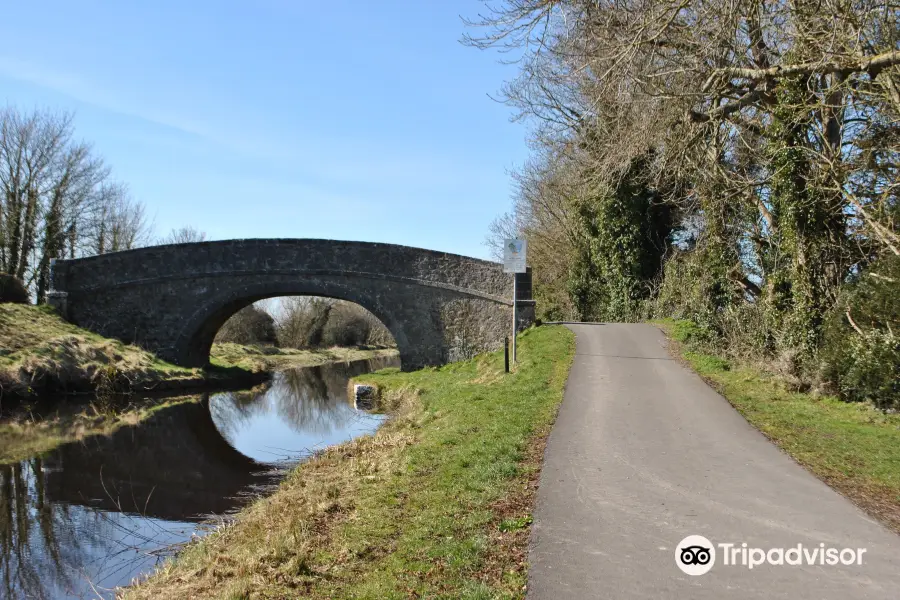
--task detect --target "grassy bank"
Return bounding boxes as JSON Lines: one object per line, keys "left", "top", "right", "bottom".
{"left": 0, "top": 304, "right": 395, "bottom": 402}
{"left": 125, "top": 325, "right": 575, "bottom": 599}
{"left": 0, "top": 304, "right": 205, "bottom": 399}
{"left": 654, "top": 318, "right": 900, "bottom": 533}
{"left": 210, "top": 342, "right": 397, "bottom": 373}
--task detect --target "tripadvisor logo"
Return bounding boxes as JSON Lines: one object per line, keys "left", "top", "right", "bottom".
{"left": 675, "top": 535, "right": 867, "bottom": 576}
{"left": 676, "top": 535, "right": 715, "bottom": 575}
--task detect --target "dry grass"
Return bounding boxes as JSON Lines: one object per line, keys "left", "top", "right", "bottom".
{"left": 469, "top": 354, "right": 507, "bottom": 385}
{"left": 0, "top": 303, "right": 98, "bottom": 355}
{"left": 123, "top": 386, "right": 423, "bottom": 600}
{"left": 0, "top": 305, "right": 393, "bottom": 401}
{"left": 0, "top": 304, "right": 198, "bottom": 399}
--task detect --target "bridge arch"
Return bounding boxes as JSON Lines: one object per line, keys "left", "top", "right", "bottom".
{"left": 48, "top": 239, "right": 534, "bottom": 370}
{"left": 174, "top": 281, "right": 409, "bottom": 368}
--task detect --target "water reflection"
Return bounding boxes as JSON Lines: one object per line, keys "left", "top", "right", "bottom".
{"left": 0, "top": 356, "right": 397, "bottom": 599}
{"left": 0, "top": 399, "right": 259, "bottom": 600}
{"left": 210, "top": 355, "right": 398, "bottom": 463}
{"left": 0, "top": 459, "right": 203, "bottom": 599}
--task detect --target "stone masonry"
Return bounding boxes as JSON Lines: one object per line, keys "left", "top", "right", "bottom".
{"left": 48, "top": 239, "right": 535, "bottom": 370}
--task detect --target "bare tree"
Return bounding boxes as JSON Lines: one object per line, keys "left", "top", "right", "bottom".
{"left": 0, "top": 107, "right": 153, "bottom": 302}
{"left": 35, "top": 143, "right": 108, "bottom": 301}
{"left": 272, "top": 297, "right": 393, "bottom": 349}
{"left": 275, "top": 297, "right": 335, "bottom": 348}
{"left": 215, "top": 303, "right": 278, "bottom": 345}
{"left": 467, "top": 0, "right": 900, "bottom": 251}
{"left": 0, "top": 108, "right": 73, "bottom": 281}
{"left": 84, "top": 183, "right": 153, "bottom": 256}
{"left": 160, "top": 225, "right": 207, "bottom": 245}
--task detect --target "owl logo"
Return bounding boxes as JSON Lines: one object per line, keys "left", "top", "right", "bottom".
{"left": 675, "top": 535, "right": 716, "bottom": 575}
{"left": 680, "top": 545, "right": 712, "bottom": 565}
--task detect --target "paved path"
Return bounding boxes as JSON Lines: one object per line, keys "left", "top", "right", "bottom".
{"left": 528, "top": 324, "right": 900, "bottom": 599}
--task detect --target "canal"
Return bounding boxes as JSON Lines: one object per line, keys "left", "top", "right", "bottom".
{"left": 0, "top": 355, "right": 399, "bottom": 599}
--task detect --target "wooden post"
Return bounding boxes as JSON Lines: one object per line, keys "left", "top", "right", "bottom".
{"left": 512, "top": 273, "right": 518, "bottom": 363}
{"left": 504, "top": 336, "right": 510, "bottom": 373}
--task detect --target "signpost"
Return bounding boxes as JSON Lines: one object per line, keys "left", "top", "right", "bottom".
{"left": 503, "top": 239, "right": 527, "bottom": 364}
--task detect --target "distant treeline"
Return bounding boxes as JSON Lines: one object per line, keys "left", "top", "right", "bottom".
{"left": 216, "top": 298, "right": 394, "bottom": 349}
{"left": 470, "top": 1, "right": 899, "bottom": 407}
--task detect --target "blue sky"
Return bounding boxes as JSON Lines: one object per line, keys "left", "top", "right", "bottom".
{"left": 0, "top": 1, "right": 525, "bottom": 259}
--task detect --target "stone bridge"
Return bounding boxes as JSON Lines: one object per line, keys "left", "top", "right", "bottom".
{"left": 48, "top": 239, "right": 534, "bottom": 370}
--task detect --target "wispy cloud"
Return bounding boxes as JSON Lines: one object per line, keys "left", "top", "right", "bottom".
{"left": 0, "top": 55, "right": 214, "bottom": 139}
{"left": 0, "top": 56, "right": 498, "bottom": 192}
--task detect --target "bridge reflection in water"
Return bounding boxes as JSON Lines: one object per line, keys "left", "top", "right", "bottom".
{"left": 0, "top": 355, "right": 398, "bottom": 600}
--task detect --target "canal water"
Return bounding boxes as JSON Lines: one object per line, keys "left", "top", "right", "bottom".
{"left": 0, "top": 355, "right": 399, "bottom": 600}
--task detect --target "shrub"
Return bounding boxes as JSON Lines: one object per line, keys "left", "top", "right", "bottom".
{"left": 652, "top": 250, "right": 725, "bottom": 341}
{"left": 815, "top": 254, "right": 900, "bottom": 407}
{"left": 837, "top": 254, "right": 900, "bottom": 332}
{"left": 276, "top": 298, "right": 394, "bottom": 349}
{"left": 216, "top": 304, "right": 278, "bottom": 346}
{"left": 276, "top": 298, "right": 333, "bottom": 348}
{"left": 322, "top": 303, "right": 372, "bottom": 347}
{"left": 0, "top": 274, "right": 29, "bottom": 304}
{"left": 716, "top": 302, "right": 776, "bottom": 360}
{"left": 668, "top": 319, "right": 709, "bottom": 345}
{"left": 833, "top": 329, "right": 900, "bottom": 409}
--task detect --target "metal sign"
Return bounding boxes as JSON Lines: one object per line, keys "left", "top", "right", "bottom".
{"left": 503, "top": 239, "right": 527, "bottom": 273}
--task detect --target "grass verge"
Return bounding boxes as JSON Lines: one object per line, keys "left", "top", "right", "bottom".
{"left": 1, "top": 304, "right": 194, "bottom": 396}
{"left": 653, "top": 318, "right": 900, "bottom": 533}
{"left": 124, "top": 325, "right": 575, "bottom": 599}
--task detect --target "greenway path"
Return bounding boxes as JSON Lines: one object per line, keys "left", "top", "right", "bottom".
{"left": 528, "top": 324, "right": 900, "bottom": 599}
